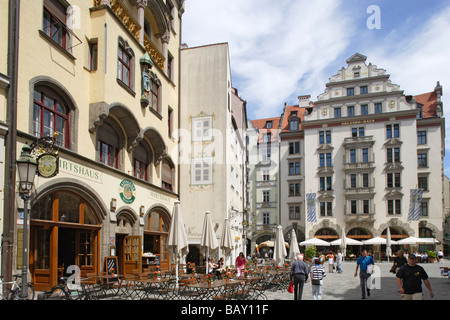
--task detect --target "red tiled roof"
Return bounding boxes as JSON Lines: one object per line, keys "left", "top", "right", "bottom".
{"left": 414, "top": 92, "right": 437, "bottom": 118}
{"left": 250, "top": 117, "right": 281, "bottom": 143}
{"left": 280, "top": 105, "right": 308, "bottom": 132}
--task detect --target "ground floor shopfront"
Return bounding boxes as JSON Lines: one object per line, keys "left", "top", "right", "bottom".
{"left": 15, "top": 153, "right": 178, "bottom": 291}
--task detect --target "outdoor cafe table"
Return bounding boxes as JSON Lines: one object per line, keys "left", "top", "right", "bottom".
{"left": 189, "top": 279, "right": 244, "bottom": 300}
{"left": 86, "top": 274, "right": 125, "bottom": 298}
{"left": 133, "top": 277, "right": 171, "bottom": 300}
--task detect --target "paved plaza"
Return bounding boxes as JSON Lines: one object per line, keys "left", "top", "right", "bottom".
{"left": 265, "top": 258, "right": 450, "bottom": 300}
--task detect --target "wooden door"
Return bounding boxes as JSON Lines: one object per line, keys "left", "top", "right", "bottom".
{"left": 123, "top": 236, "right": 142, "bottom": 274}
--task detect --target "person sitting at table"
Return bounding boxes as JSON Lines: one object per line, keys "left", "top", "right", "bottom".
{"left": 208, "top": 257, "right": 218, "bottom": 275}
{"left": 216, "top": 257, "right": 225, "bottom": 279}
{"left": 421, "top": 252, "right": 428, "bottom": 263}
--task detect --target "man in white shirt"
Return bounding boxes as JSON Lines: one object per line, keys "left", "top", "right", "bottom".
{"left": 336, "top": 251, "right": 343, "bottom": 273}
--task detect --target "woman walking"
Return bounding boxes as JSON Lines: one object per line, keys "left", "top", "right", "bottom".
{"left": 310, "top": 258, "right": 326, "bottom": 300}
{"left": 235, "top": 252, "right": 246, "bottom": 276}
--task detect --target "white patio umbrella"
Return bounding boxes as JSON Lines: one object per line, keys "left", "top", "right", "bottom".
{"left": 362, "top": 236, "right": 396, "bottom": 245}
{"left": 341, "top": 229, "right": 347, "bottom": 261}
{"left": 300, "top": 238, "right": 331, "bottom": 246}
{"left": 167, "top": 200, "right": 189, "bottom": 288}
{"left": 220, "top": 218, "right": 234, "bottom": 266}
{"left": 396, "top": 237, "right": 437, "bottom": 245}
{"left": 200, "top": 211, "right": 219, "bottom": 274}
{"left": 330, "top": 237, "right": 363, "bottom": 246}
{"left": 288, "top": 229, "right": 301, "bottom": 262}
{"left": 273, "top": 225, "right": 287, "bottom": 267}
{"left": 386, "top": 228, "right": 392, "bottom": 263}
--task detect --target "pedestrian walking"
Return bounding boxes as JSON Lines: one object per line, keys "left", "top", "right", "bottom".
{"left": 437, "top": 250, "right": 443, "bottom": 263}
{"left": 235, "top": 252, "right": 246, "bottom": 277}
{"left": 326, "top": 252, "right": 335, "bottom": 273}
{"left": 396, "top": 253, "right": 434, "bottom": 300}
{"left": 310, "top": 258, "right": 326, "bottom": 300}
{"left": 336, "top": 251, "right": 343, "bottom": 273}
{"left": 290, "top": 256, "right": 309, "bottom": 300}
{"left": 354, "top": 249, "right": 374, "bottom": 299}
{"left": 390, "top": 250, "right": 407, "bottom": 274}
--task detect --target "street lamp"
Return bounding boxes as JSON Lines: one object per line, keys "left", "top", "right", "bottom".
{"left": 16, "top": 145, "right": 37, "bottom": 299}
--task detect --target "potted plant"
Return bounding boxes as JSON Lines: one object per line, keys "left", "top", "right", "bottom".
{"left": 305, "top": 245, "right": 317, "bottom": 262}
{"left": 427, "top": 251, "right": 437, "bottom": 263}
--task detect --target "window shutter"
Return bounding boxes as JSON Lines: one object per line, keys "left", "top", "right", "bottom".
{"left": 44, "top": 0, "right": 67, "bottom": 23}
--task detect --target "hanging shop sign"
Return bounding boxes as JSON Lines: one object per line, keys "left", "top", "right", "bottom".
{"left": 37, "top": 153, "right": 59, "bottom": 178}
{"left": 30, "top": 135, "right": 60, "bottom": 178}
{"left": 119, "top": 179, "right": 136, "bottom": 204}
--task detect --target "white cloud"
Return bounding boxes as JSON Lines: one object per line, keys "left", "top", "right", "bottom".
{"left": 182, "top": 0, "right": 355, "bottom": 119}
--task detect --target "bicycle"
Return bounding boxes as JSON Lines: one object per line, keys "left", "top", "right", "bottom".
{"left": 0, "top": 274, "right": 35, "bottom": 300}
{"left": 41, "top": 276, "right": 99, "bottom": 300}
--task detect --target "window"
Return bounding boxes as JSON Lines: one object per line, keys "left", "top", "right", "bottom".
{"left": 289, "top": 161, "right": 300, "bottom": 175}
{"left": 352, "top": 127, "right": 365, "bottom": 137}
{"left": 33, "top": 87, "right": 69, "bottom": 147}
{"left": 418, "top": 153, "right": 428, "bottom": 168}
{"left": 167, "top": 52, "right": 174, "bottom": 81}
{"left": 387, "top": 147, "right": 400, "bottom": 163}
{"left": 192, "top": 117, "right": 212, "bottom": 141}
{"left": 386, "top": 124, "right": 399, "bottom": 138}
{"left": 262, "top": 191, "right": 270, "bottom": 203}
{"left": 334, "top": 107, "right": 341, "bottom": 118}
{"left": 419, "top": 201, "right": 428, "bottom": 217}
{"left": 289, "top": 118, "right": 299, "bottom": 131}
{"left": 320, "top": 202, "right": 332, "bottom": 216}
{"left": 289, "top": 183, "right": 301, "bottom": 196}
{"left": 133, "top": 143, "right": 151, "bottom": 181}
{"left": 289, "top": 206, "right": 301, "bottom": 220}
{"left": 347, "top": 106, "right": 355, "bottom": 117}
{"left": 98, "top": 140, "right": 118, "bottom": 168}
{"left": 262, "top": 213, "right": 270, "bottom": 225}
{"left": 362, "top": 148, "right": 369, "bottom": 163}
{"left": 89, "top": 40, "right": 98, "bottom": 71}
{"left": 161, "top": 160, "right": 174, "bottom": 191}
{"left": 351, "top": 200, "right": 357, "bottom": 214}
{"left": 320, "top": 176, "right": 332, "bottom": 191}
{"left": 320, "top": 153, "right": 332, "bottom": 167}
{"left": 354, "top": 72, "right": 360, "bottom": 78}
{"left": 319, "top": 130, "right": 331, "bottom": 144}
{"left": 417, "top": 131, "right": 427, "bottom": 145}
{"left": 289, "top": 141, "right": 300, "bottom": 154}
{"left": 388, "top": 199, "right": 401, "bottom": 215}
{"left": 347, "top": 88, "right": 355, "bottom": 96}
{"left": 362, "top": 173, "right": 370, "bottom": 188}
{"left": 350, "top": 174, "right": 357, "bottom": 188}
{"left": 375, "top": 103, "right": 382, "bottom": 114}
{"left": 418, "top": 176, "right": 428, "bottom": 191}
{"left": 261, "top": 168, "right": 270, "bottom": 181}
{"left": 387, "top": 173, "right": 401, "bottom": 188}
{"left": 43, "top": 0, "right": 70, "bottom": 51}
{"left": 361, "top": 104, "right": 368, "bottom": 115}
{"left": 360, "top": 86, "right": 368, "bottom": 95}
{"left": 363, "top": 200, "right": 370, "bottom": 214}
{"left": 266, "top": 121, "right": 273, "bottom": 129}
{"left": 191, "top": 158, "right": 212, "bottom": 185}
{"left": 350, "top": 149, "right": 356, "bottom": 163}
{"left": 168, "top": 107, "right": 173, "bottom": 136}
{"left": 118, "top": 43, "right": 132, "bottom": 87}
{"left": 97, "top": 121, "right": 122, "bottom": 169}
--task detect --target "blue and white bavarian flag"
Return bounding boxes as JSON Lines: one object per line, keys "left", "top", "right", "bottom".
{"left": 407, "top": 189, "right": 423, "bottom": 221}
{"left": 306, "top": 193, "right": 317, "bottom": 222}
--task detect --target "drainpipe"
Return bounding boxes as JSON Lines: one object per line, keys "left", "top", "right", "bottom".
{"left": 1, "top": 0, "right": 20, "bottom": 285}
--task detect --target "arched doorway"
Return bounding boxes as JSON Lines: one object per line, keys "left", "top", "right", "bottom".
{"left": 115, "top": 210, "right": 141, "bottom": 275}
{"left": 144, "top": 208, "right": 170, "bottom": 272}
{"left": 30, "top": 191, "right": 101, "bottom": 291}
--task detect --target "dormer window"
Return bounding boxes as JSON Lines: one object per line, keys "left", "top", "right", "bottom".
{"left": 266, "top": 121, "right": 273, "bottom": 129}
{"left": 289, "top": 118, "right": 299, "bottom": 131}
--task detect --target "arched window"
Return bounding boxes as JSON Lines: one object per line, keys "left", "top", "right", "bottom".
{"left": 161, "top": 159, "right": 174, "bottom": 192}
{"left": 97, "top": 121, "right": 123, "bottom": 169}
{"left": 33, "top": 86, "right": 70, "bottom": 147}
{"left": 133, "top": 142, "right": 153, "bottom": 182}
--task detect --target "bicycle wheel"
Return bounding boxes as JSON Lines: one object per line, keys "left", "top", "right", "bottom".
{"left": 44, "top": 285, "right": 70, "bottom": 300}
{"left": 9, "top": 284, "right": 35, "bottom": 300}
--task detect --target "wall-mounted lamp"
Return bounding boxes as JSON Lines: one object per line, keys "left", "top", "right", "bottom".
{"left": 110, "top": 198, "right": 117, "bottom": 212}
{"left": 140, "top": 205, "right": 145, "bottom": 217}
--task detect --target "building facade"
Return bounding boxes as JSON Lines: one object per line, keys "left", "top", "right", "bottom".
{"left": 1, "top": 0, "right": 184, "bottom": 291}
{"left": 302, "top": 53, "right": 445, "bottom": 254}
{"left": 179, "top": 43, "right": 247, "bottom": 266}
{"left": 246, "top": 116, "right": 281, "bottom": 256}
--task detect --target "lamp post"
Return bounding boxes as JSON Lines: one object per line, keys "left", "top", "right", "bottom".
{"left": 16, "top": 145, "right": 37, "bottom": 299}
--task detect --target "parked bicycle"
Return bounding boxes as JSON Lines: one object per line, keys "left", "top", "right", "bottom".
{"left": 40, "top": 276, "right": 100, "bottom": 300}
{"left": 0, "top": 274, "right": 35, "bottom": 300}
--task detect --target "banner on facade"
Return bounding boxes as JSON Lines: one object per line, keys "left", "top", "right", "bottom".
{"left": 306, "top": 193, "right": 317, "bottom": 222}
{"left": 407, "top": 189, "right": 423, "bottom": 221}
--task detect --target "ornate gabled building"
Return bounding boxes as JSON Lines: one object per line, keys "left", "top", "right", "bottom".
{"left": 302, "top": 53, "right": 445, "bottom": 255}
{"left": 1, "top": 0, "right": 184, "bottom": 291}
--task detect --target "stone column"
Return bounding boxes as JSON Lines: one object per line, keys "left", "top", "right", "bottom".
{"left": 136, "top": 0, "right": 147, "bottom": 45}
{"left": 161, "top": 31, "right": 170, "bottom": 74}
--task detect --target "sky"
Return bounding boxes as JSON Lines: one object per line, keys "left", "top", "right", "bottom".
{"left": 181, "top": 0, "right": 450, "bottom": 176}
